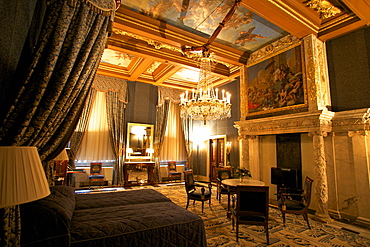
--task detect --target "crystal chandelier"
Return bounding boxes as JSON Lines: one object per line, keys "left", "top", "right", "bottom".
{"left": 179, "top": 0, "right": 241, "bottom": 124}
{"left": 180, "top": 54, "right": 231, "bottom": 124}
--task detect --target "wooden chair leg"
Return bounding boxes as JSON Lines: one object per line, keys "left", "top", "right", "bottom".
{"left": 265, "top": 224, "right": 269, "bottom": 245}
{"left": 186, "top": 198, "right": 190, "bottom": 209}
{"left": 303, "top": 213, "right": 311, "bottom": 229}
{"left": 236, "top": 220, "right": 239, "bottom": 242}
{"left": 282, "top": 212, "right": 286, "bottom": 226}
{"left": 201, "top": 201, "right": 204, "bottom": 213}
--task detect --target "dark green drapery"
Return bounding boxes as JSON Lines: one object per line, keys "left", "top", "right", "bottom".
{"left": 0, "top": 0, "right": 116, "bottom": 246}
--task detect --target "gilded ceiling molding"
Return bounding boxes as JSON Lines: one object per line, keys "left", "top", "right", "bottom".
{"left": 113, "top": 28, "right": 183, "bottom": 53}
{"left": 267, "top": 0, "right": 319, "bottom": 32}
{"left": 112, "top": 28, "right": 233, "bottom": 68}
{"left": 302, "top": 0, "right": 342, "bottom": 19}
{"left": 246, "top": 34, "right": 300, "bottom": 67}
{"left": 146, "top": 61, "right": 161, "bottom": 74}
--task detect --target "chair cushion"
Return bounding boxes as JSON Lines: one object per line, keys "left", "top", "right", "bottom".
{"left": 231, "top": 209, "right": 266, "bottom": 222}
{"left": 89, "top": 175, "right": 104, "bottom": 179}
{"left": 169, "top": 172, "right": 181, "bottom": 176}
{"left": 189, "top": 190, "right": 211, "bottom": 200}
{"left": 279, "top": 198, "right": 305, "bottom": 210}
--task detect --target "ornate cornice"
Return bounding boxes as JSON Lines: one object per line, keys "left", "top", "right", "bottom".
{"left": 332, "top": 108, "right": 370, "bottom": 132}
{"left": 235, "top": 110, "right": 334, "bottom": 136}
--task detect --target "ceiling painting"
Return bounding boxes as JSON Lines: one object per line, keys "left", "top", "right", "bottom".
{"left": 121, "top": 0, "right": 287, "bottom": 53}
{"left": 96, "top": 0, "right": 369, "bottom": 90}
{"left": 101, "top": 49, "right": 134, "bottom": 67}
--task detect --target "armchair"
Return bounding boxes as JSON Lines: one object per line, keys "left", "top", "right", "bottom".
{"left": 215, "top": 168, "right": 235, "bottom": 202}
{"left": 88, "top": 162, "right": 105, "bottom": 189}
{"left": 183, "top": 170, "right": 212, "bottom": 213}
{"left": 278, "top": 176, "right": 314, "bottom": 229}
{"left": 231, "top": 185, "right": 270, "bottom": 244}
{"left": 167, "top": 161, "right": 182, "bottom": 182}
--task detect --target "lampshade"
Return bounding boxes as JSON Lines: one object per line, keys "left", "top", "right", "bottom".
{"left": 0, "top": 146, "right": 50, "bottom": 208}
{"left": 54, "top": 149, "right": 68, "bottom": 161}
{"left": 146, "top": 148, "right": 154, "bottom": 154}
{"left": 127, "top": 148, "right": 133, "bottom": 154}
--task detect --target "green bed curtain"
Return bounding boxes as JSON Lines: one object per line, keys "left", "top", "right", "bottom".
{"left": 0, "top": 0, "right": 116, "bottom": 246}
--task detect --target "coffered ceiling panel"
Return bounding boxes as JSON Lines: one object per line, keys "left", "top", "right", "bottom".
{"left": 97, "top": 0, "right": 370, "bottom": 90}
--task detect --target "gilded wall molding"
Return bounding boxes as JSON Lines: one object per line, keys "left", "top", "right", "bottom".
{"left": 302, "top": 34, "right": 331, "bottom": 110}
{"left": 246, "top": 34, "right": 301, "bottom": 67}
{"left": 304, "top": 37, "right": 317, "bottom": 103}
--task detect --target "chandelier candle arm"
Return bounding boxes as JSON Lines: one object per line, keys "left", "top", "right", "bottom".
{"left": 180, "top": 57, "right": 231, "bottom": 124}
{"left": 179, "top": 0, "right": 239, "bottom": 124}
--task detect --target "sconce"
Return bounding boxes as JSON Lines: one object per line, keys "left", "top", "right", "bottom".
{"left": 226, "top": 141, "right": 232, "bottom": 166}
{"left": 226, "top": 141, "right": 232, "bottom": 154}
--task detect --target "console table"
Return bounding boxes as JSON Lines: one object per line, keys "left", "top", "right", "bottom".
{"left": 123, "top": 161, "right": 155, "bottom": 187}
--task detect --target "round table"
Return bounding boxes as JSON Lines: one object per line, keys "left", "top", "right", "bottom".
{"left": 221, "top": 178, "right": 265, "bottom": 218}
{"left": 222, "top": 178, "right": 265, "bottom": 187}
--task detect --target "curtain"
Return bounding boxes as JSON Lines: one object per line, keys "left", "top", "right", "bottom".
{"left": 158, "top": 86, "right": 193, "bottom": 169}
{"left": 68, "top": 89, "right": 96, "bottom": 168}
{"left": 106, "top": 89, "right": 127, "bottom": 186}
{"left": 76, "top": 91, "right": 115, "bottom": 161}
{"left": 71, "top": 75, "right": 127, "bottom": 185}
{"left": 0, "top": 0, "right": 116, "bottom": 246}
{"left": 182, "top": 116, "right": 193, "bottom": 169}
{"left": 160, "top": 102, "right": 187, "bottom": 161}
{"left": 154, "top": 99, "right": 170, "bottom": 182}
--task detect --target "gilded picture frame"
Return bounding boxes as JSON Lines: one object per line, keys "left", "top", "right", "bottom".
{"left": 246, "top": 43, "right": 307, "bottom": 117}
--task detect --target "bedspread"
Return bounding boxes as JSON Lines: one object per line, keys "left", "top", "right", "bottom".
{"left": 20, "top": 186, "right": 207, "bottom": 247}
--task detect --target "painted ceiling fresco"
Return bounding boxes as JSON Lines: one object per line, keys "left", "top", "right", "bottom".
{"left": 101, "top": 49, "right": 133, "bottom": 68}
{"left": 121, "top": 0, "right": 288, "bottom": 53}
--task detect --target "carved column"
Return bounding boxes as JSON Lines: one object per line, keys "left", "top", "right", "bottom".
{"left": 239, "top": 134, "right": 260, "bottom": 179}
{"left": 309, "top": 131, "right": 333, "bottom": 223}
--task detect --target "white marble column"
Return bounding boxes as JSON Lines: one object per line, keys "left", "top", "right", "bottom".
{"left": 239, "top": 135, "right": 261, "bottom": 180}
{"left": 348, "top": 130, "right": 370, "bottom": 227}
{"left": 309, "top": 131, "right": 333, "bottom": 223}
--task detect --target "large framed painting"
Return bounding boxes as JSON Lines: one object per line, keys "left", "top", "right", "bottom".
{"left": 247, "top": 44, "right": 307, "bottom": 116}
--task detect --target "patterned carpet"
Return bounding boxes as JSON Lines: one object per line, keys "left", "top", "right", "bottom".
{"left": 148, "top": 184, "right": 370, "bottom": 247}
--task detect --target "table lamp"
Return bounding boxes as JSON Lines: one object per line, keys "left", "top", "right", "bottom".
{"left": 53, "top": 149, "right": 69, "bottom": 184}
{"left": 126, "top": 148, "right": 133, "bottom": 162}
{"left": 0, "top": 146, "right": 50, "bottom": 246}
{"left": 54, "top": 149, "right": 68, "bottom": 161}
{"left": 146, "top": 148, "right": 154, "bottom": 161}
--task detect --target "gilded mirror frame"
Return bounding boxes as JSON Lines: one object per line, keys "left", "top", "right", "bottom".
{"left": 126, "top": 123, "right": 154, "bottom": 161}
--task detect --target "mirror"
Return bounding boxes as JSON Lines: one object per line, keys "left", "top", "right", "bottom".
{"left": 126, "top": 123, "right": 154, "bottom": 160}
